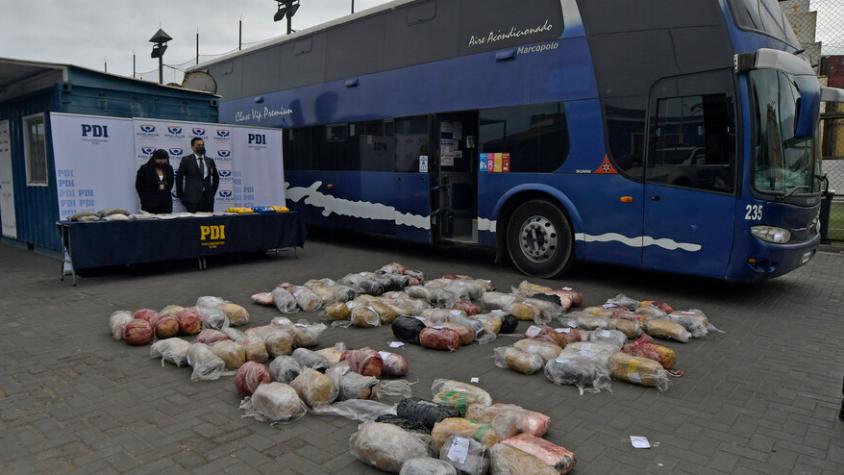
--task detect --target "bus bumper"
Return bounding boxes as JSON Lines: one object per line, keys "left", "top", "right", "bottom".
{"left": 725, "top": 233, "right": 820, "bottom": 282}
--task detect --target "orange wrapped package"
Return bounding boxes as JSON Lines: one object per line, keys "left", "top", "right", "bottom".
{"left": 501, "top": 433, "right": 576, "bottom": 474}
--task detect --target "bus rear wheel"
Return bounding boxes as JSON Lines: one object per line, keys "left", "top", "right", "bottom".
{"left": 506, "top": 199, "right": 573, "bottom": 278}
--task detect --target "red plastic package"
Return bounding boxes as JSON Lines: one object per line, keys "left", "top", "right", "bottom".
{"left": 524, "top": 325, "right": 580, "bottom": 348}
{"left": 622, "top": 334, "right": 677, "bottom": 370}
{"left": 502, "top": 433, "right": 576, "bottom": 474}
{"left": 420, "top": 328, "right": 461, "bottom": 352}
{"left": 235, "top": 361, "right": 271, "bottom": 397}
{"left": 197, "top": 329, "right": 230, "bottom": 344}
{"left": 341, "top": 348, "right": 384, "bottom": 378}
{"left": 123, "top": 319, "right": 153, "bottom": 346}
{"left": 378, "top": 351, "right": 409, "bottom": 378}
{"left": 154, "top": 315, "right": 180, "bottom": 339}
{"left": 176, "top": 308, "right": 202, "bottom": 335}
{"left": 453, "top": 301, "right": 481, "bottom": 316}
{"left": 133, "top": 309, "right": 160, "bottom": 323}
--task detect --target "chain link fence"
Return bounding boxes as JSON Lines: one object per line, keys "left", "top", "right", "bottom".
{"left": 784, "top": 0, "right": 844, "bottom": 242}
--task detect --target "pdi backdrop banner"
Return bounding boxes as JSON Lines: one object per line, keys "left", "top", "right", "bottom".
{"left": 232, "top": 127, "right": 285, "bottom": 208}
{"left": 50, "top": 113, "right": 136, "bottom": 220}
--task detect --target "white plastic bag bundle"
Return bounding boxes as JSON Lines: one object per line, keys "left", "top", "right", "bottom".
{"left": 292, "top": 322, "right": 327, "bottom": 348}
{"left": 150, "top": 338, "right": 191, "bottom": 367}
{"left": 197, "top": 305, "right": 229, "bottom": 330}
{"left": 439, "top": 435, "right": 489, "bottom": 475}
{"left": 109, "top": 310, "right": 133, "bottom": 340}
{"left": 605, "top": 294, "right": 640, "bottom": 310}
{"left": 186, "top": 343, "right": 226, "bottom": 382}
{"left": 269, "top": 356, "right": 303, "bottom": 383}
{"left": 272, "top": 287, "right": 298, "bottom": 313}
{"left": 372, "top": 380, "right": 414, "bottom": 403}
{"left": 310, "top": 399, "right": 397, "bottom": 423}
{"left": 240, "top": 382, "right": 307, "bottom": 424}
{"left": 291, "top": 286, "right": 322, "bottom": 312}
{"left": 340, "top": 273, "right": 385, "bottom": 295}
{"left": 668, "top": 309, "right": 722, "bottom": 338}
{"left": 401, "top": 458, "right": 457, "bottom": 475}
{"left": 583, "top": 329, "right": 627, "bottom": 350}
{"left": 291, "top": 348, "right": 331, "bottom": 371}
{"left": 448, "top": 313, "right": 495, "bottom": 344}
{"left": 480, "top": 292, "right": 518, "bottom": 310}
{"left": 350, "top": 422, "right": 434, "bottom": 473}
{"left": 544, "top": 351, "right": 612, "bottom": 395}
{"left": 196, "top": 296, "right": 226, "bottom": 309}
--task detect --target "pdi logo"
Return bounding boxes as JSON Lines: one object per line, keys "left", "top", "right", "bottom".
{"left": 81, "top": 124, "right": 109, "bottom": 138}
{"left": 218, "top": 169, "right": 232, "bottom": 178}
{"left": 192, "top": 128, "right": 206, "bottom": 136}
{"left": 169, "top": 148, "right": 184, "bottom": 157}
{"left": 218, "top": 190, "right": 233, "bottom": 200}
{"left": 217, "top": 150, "right": 232, "bottom": 159}
{"left": 216, "top": 130, "right": 231, "bottom": 138}
{"left": 167, "top": 126, "right": 183, "bottom": 135}
{"left": 248, "top": 133, "right": 267, "bottom": 145}
{"left": 139, "top": 124, "right": 156, "bottom": 133}
{"left": 141, "top": 147, "right": 155, "bottom": 156}
{"left": 200, "top": 225, "right": 226, "bottom": 241}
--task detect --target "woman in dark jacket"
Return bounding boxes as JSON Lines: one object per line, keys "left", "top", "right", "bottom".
{"left": 135, "top": 149, "right": 175, "bottom": 214}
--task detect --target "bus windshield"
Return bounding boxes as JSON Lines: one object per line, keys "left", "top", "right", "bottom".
{"left": 729, "top": 0, "right": 800, "bottom": 47}
{"left": 750, "top": 69, "right": 821, "bottom": 197}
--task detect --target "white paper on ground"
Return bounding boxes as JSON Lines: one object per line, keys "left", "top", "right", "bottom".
{"left": 470, "top": 377, "right": 479, "bottom": 383}
{"left": 630, "top": 436, "right": 651, "bottom": 449}
{"left": 388, "top": 341, "right": 405, "bottom": 349}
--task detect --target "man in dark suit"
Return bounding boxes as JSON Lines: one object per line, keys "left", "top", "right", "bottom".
{"left": 176, "top": 137, "right": 219, "bottom": 212}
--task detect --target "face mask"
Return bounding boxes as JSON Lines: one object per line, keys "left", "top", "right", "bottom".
{"left": 196, "top": 146, "right": 206, "bottom": 155}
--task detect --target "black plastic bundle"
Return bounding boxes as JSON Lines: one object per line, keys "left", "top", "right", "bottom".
{"left": 499, "top": 314, "right": 519, "bottom": 334}
{"left": 392, "top": 316, "right": 426, "bottom": 344}
{"left": 529, "top": 293, "right": 562, "bottom": 306}
{"left": 397, "top": 398, "right": 461, "bottom": 430}
{"left": 374, "top": 414, "right": 430, "bottom": 433}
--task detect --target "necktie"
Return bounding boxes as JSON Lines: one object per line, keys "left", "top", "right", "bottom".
{"left": 198, "top": 156, "right": 205, "bottom": 179}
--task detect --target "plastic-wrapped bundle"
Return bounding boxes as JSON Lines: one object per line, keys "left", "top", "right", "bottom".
{"left": 668, "top": 309, "right": 721, "bottom": 338}
{"left": 338, "top": 370, "right": 379, "bottom": 401}
{"left": 583, "top": 329, "right": 627, "bottom": 350}
{"left": 544, "top": 351, "right": 612, "bottom": 395}
{"left": 272, "top": 287, "right": 298, "bottom": 313}
{"left": 635, "top": 303, "right": 667, "bottom": 320}
{"left": 240, "top": 382, "right": 307, "bottom": 423}
{"left": 432, "top": 379, "right": 492, "bottom": 406}
{"left": 501, "top": 433, "right": 576, "bottom": 474}
{"left": 222, "top": 327, "right": 245, "bottom": 341}
{"left": 263, "top": 328, "right": 295, "bottom": 357}
{"left": 240, "top": 336, "right": 269, "bottom": 363}
{"left": 507, "top": 302, "right": 541, "bottom": 322}
{"left": 580, "top": 306, "right": 615, "bottom": 318}
{"left": 133, "top": 308, "right": 159, "bottom": 323}
{"left": 291, "top": 286, "right": 322, "bottom": 312}
{"left": 432, "top": 418, "right": 498, "bottom": 451}
{"left": 520, "top": 298, "right": 562, "bottom": 323}
{"left": 465, "top": 404, "right": 550, "bottom": 438}
{"left": 372, "top": 380, "right": 414, "bottom": 403}
{"left": 187, "top": 343, "right": 226, "bottom": 382}
{"left": 568, "top": 311, "right": 612, "bottom": 330}
{"left": 351, "top": 304, "right": 382, "bottom": 328}
{"left": 448, "top": 313, "right": 495, "bottom": 345}
{"left": 453, "top": 301, "right": 481, "bottom": 316}
{"left": 211, "top": 340, "right": 246, "bottom": 369}
{"left": 109, "top": 311, "right": 133, "bottom": 340}
{"left": 566, "top": 342, "right": 619, "bottom": 366}
{"left": 235, "top": 361, "right": 271, "bottom": 397}
{"left": 398, "top": 398, "right": 461, "bottom": 430}
{"left": 123, "top": 319, "right": 154, "bottom": 346}
{"left": 420, "top": 328, "right": 461, "bottom": 352}
{"left": 609, "top": 352, "right": 670, "bottom": 391}
{"left": 439, "top": 323, "right": 475, "bottom": 346}
{"left": 311, "top": 399, "right": 397, "bottom": 423}
{"left": 610, "top": 308, "right": 646, "bottom": 323}
{"left": 406, "top": 285, "right": 431, "bottom": 301}
{"left": 379, "top": 351, "right": 409, "bottom": 378}
{"left": 316, "top": 342, "right": 347, "bottom": 366}
{"left": 198, "top": 305, "right": 229, "bottom": 330}
{"left": 176, "top": 308, "right": 202, "bottom": 336}
{"left": 480, "top": 292, "right": 518, "bottom": 311}
{"left": 359, "top": 297, "right": 399, "bottom": 324}
{"left": 197, "top": 329, "right": 230, "bottom": 344}
{"left": 376, "top": 415, "right": 430, "bottom": 433}
{"left": 622, "top": 334, "right": 676, "bottom": 370}
{"left": 325, "top": 302, "right": 352, "bottom": 321}
{"left": 401, "top": 458, "right": 457, "bottom": 475}
{"left": 304, "top": 279, "right": 340, "bottom": 304}
{"left": 342, "top": 348, "right": 384, "bottom": 377}
{"left": 605, "top": 294, "right": 640, "bottom": 310}
{"left": 494, "top": 346, "right": 544, "bottom": 375}
{"left": 217, "top": 303, "right": 247, "bottom": 327}
{"left": 159, "top": 304, "right": 183, "bottom": 315}
{"left": 474, "top": 311, "right": 507, "bottom": 335}
{"left": 384, "top": 297, "right": 429, "bottom": 317}
{"left": 292, "top": 348, "right": 331, "bottom": 371}
{"left": 251, "top": 292, "right": 274, "bottom": 306}
{"left": 293, "top": 322, "right": 327, "bottom": 348}
{"left": 499, "top": 314, "right": 519, "bottom": 334}
{"left": 489, "top": 443, "right": 559, "bottom": 475}
{"left": 442, "top": 280, "right": 486, "bottom": 301}
{"left": 378, "top": 262, "right": 409, "bottom": 275}
{"left": 393, "top": 316, "right": 427, "bottom": 344}
{"left": 291, "top": 367, "right": 338, "bottom": 407}
{"left": 610, "top": 318, "right": 642, "bottom": 338}
{"left": 150, "top": 338, "right": 191, "bottom": 367}
{"left": 269, "top": 356, "right": 302, "bottom": 383}
{"left": 439, "top": 435, "right": 489, "bottom": 475}
{"left": 340, "top": 273, "right": 385, "bottom": 295}
{"left": 196, "top": 296, "right": 225, "bottom": 308}
{"left": 512, "top": 339, "right": 562, "bottom": 362}
{"left": 644, "top": 319, "right": 691, "bottom": 343}
{"left": 641, "top": 300, "right": 674, "bottom": 314}
{"left": 422, "top": 309, "right": 466, "bottom": 326}
{"left": 524, "top": 325, "right": 578, "bottom": 348}
{"left": 349, "top": 422, "right": 434, "bottom": 473}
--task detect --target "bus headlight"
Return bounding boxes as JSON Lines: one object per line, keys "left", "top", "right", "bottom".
{"left": 751, "top": 226, "right": 791, "bottom": 243}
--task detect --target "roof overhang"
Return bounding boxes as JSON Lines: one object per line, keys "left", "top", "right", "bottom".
{"left": 0, "top": 58, "right": 69, "bottom": 102}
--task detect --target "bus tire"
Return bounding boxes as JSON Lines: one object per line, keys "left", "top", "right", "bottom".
{"left": 506, "top": 199, "right": 573, "bottom": 278}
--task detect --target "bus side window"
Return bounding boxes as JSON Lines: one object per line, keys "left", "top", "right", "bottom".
{"left": 648, "top": 94, "right": 735, "bottom": 193}
{"left": 284, "top": 127, "right": 313, "bottom": 170}
{"left": 395, "top": 117, "right": 429, "bottom": 173}
{"left": 605, "top": 97, "right": 647, "bottom": 179}
{"left": 359, "top": 120, "right": 396, "bottom": 172}
{"left": 478, "top": 103, "right": 569, "bottom": 173}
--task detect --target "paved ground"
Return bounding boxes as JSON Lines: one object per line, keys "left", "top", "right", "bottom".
{"left": 1, "top": 236, "right": 843, "bottom": 475}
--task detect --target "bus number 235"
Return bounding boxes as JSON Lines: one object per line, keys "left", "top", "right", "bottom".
{"left": 745, "top": 204, "right": 763, "bottom": 221}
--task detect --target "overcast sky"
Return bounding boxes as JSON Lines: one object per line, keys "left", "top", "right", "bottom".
{"left": 0, "top": 0, "right": 842, "bottom": 84}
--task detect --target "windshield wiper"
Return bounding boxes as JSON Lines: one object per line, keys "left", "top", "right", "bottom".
{"left": 779, "top": 185, "right": 810, "bottom": 200}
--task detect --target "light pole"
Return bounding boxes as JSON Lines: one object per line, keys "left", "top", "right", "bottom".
{"left": 273, "top": 0, "right": 300, "bottom": 35}
{"left": 149, "top": 29, "right": 172, "bottom": 85}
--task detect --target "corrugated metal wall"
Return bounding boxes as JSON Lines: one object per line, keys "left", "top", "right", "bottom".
{"left": 0, "top": 69, "right": 218, "bottom": 253}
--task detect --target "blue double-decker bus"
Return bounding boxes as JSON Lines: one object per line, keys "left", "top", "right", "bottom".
{"left": 192, "top": 0, "right": 844, "bottom": 281}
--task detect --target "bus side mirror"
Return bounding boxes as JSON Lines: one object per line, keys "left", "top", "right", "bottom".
{"left": 794, "top": 77, "right": 820, "bottom": 140}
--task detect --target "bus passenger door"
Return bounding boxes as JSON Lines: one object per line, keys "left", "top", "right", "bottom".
{"left": 431, "top": 112, "right": 480, "bottom": 244}
{"left": 642, "top": 72, "right": 737, "bottom": 277}
{"left": 393, "top": 116, "right": 433, "bottom": 244}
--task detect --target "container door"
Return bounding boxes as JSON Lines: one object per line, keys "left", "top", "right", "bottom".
{"left": 642, "top": 72, "right": 737, "bottom": 277}
{"left": 393, "top": 116, "right": 433, "bottom": 243}
{"left": 0, "top": 120, "right": 16, "bottom": 239}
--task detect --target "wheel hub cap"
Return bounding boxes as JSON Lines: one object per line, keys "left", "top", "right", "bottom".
{"left": 519, "top": 215, "right": 558, "bottom": 263}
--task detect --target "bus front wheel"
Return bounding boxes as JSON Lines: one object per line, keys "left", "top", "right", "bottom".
{"left": 506, "top": 199, "right": 573, "bottom": 278}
